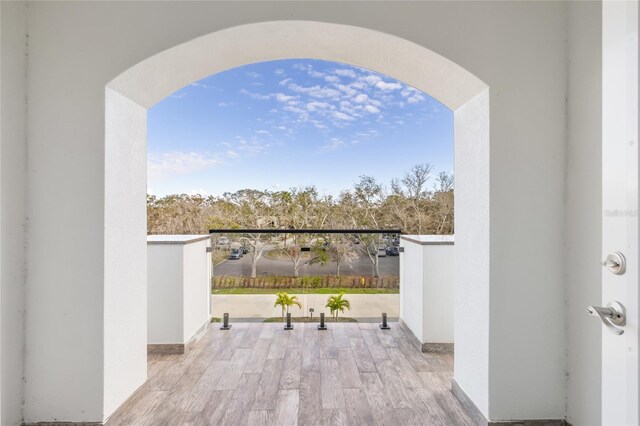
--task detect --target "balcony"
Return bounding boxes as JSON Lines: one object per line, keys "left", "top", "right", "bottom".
{"left": 106, "top": 322, "right": 474, "bottom": 425}
{"left": 133, "top": 231, "right": 460, "bottom": 425}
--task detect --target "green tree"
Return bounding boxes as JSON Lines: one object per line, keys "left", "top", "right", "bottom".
{"left": 325, "top": 292, "right": 351, "bottom": 322}
{"left": 274, "top": 292, "right": 303, "bottom": 321}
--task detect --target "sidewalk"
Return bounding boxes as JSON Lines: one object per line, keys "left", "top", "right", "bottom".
{"left": 211, "top": 293, "right": 399, "bottom": 319}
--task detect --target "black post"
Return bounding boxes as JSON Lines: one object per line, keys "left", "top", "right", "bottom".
{"left": 221, "top": 313, "right": 231, "bottom": 330}
{"left": 318, "top": 312, "right": 327, "bottom": 330}
{"left": 285, "top": 312, "right": 293, "bottom": 330}
{"left": 379, "top": 312, "right": 390, "bottom": 330}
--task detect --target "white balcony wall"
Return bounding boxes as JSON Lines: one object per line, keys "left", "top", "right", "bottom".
{"left": 400, "top": 236, "right": 454, "bottom": 347}
{"left": 182, "top": 239, "right": 212, "bottom": 341}
{"left": 147, "top": 235, "right": 211, "bottom": 345}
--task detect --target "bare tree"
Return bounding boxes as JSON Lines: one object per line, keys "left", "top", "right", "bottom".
{"left": 433, "top": 171, "right": 455, "bottom": 234}
{"left": 223, "top": 189, "right": 274, "bottom": 278}
{"left": 327, "top": 237, "right": 358, "bottom": 277}
{"left": 339, "top": 176, "right": 386, "bottom": 277}
{"left": 401, "top": 163, "right": 434, "bottom": 234}
{"left": 280, "top": 234, "right": 308, "bottom": 277}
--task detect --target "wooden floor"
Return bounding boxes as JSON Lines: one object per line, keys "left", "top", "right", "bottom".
{"left": 106, "top": 322, "right": 475, "bottom": 426}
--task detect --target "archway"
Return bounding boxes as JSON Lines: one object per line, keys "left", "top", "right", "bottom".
{"left": 105, "top": 20, "right": 489, "bottom": 420}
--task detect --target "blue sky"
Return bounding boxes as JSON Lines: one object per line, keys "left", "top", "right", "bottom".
{"left": 147, "top": 59, "right": 453, "bottom": 197}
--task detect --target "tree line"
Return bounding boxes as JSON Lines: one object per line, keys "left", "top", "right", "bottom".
{"left": 147, "top": 163, "right": 454, "bottom": 277}
{"left": 148, "top": 163, "right": 453, "bottom": 235}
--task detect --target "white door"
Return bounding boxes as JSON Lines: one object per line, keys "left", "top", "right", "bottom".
{"left": 601, "top": 1, "right": 639, "bottom": 425}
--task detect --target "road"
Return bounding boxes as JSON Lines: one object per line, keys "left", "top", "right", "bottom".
{"left": 213, "top": 250, "right": 399, "bottom": 277}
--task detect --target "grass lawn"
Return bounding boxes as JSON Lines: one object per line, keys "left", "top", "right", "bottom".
{"left": 263, "top": 316, "right": 357, "bottom": 323}
{"left": 211, "top": 287, "right": 399, "bottom": 295}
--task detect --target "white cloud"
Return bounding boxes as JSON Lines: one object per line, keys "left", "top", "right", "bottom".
{"left": 353, "top": 93, "right": 369, "bottom": 103}
{"left": 332, "top": 111, "right": 355, "bottom": 121}
{"left": 324, "top": 75, "right": 340, "bottom": 83}
{"left": 335, "top": 84, "right": 357, "bottom": 97}
{"left": 362, "top": 74, "right": 381, "bottom": 85}
{"left": 274, "top": 69, "right": 285, "bottom": 76}
{"left": 241, "top": 89, "right": 300, "bottom": 104}
{"left": 334, "top": 69, "right": 356, "bottom": 78}
{"left": 306, "top": 101, "right": 332, "bottom": 111}
{"left": 293, "top": 63, "right": 326, "bottom": 78}
{"left": 246, "top": 71, "right": 261, "bottom": 78}
{"left": 226, "top": 150, "right": 239, "bottom": 158}
{"left": 339, "top": 100, "right": 360, "bottom": 116}
{"left": 375, "top": 81, "right": 402, "bottom": 91}
{"left": 321, "top": 137, "right": 346, "bottom": 150}
{"left": 218, "top": 102, "right": 228, "bottom": 107}
{"left": 274, "top": 93, "right": 298, "bottom": 103}
{"left": 364, "top": 105, "right": 381, "bottom": 114}
{"left": 256, "top": 129, "right": 271, "bottom": 135}
{"left": 401, "top": 87, "right": 426, "bottom": 103}
{"left": 288, "top": 84, "right": 341, "bottom": 100}
{"left": 239, "top": 89, "right": 270, "bottom": 100}
{"left": 279, "top": 78, "right": 292, "bottom": 86}
{"left": 234, "top": 136, "right": 272, "bottom": 155}
{"left": 148, "top": 151, "right": 221, "bottom": 181}
{"left": 284, "top": 105, "right": 308, "bottom": 115}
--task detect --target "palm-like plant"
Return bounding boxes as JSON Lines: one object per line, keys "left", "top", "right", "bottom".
{"left": 326, "top": 292, "right": 351, "bottom": 322}
{"left": 274, "top": 292, "right": 303, "bottom": 321}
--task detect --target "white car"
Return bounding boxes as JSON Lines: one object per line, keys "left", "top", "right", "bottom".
{"left": 217, "top": 237, "right": 230, "bottom": 246}
{"left": 378, "top": 247, "right": 387, "bottom": 257}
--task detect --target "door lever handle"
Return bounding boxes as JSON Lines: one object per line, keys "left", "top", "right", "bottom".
{"left": 587, "top": 301, "right": 626, "bottom": 335}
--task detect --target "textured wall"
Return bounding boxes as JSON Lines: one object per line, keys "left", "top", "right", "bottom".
{"left": 182, "top": 240, "right": 211, "bottom": 343}
{"left": 565, "top": 2, "right": 603, "bottom": 424}
{"left": 0, "top": 3, "right": 27, "bottom": 425}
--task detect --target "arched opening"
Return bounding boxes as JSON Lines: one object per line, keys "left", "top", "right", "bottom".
{"left": 146, "top": 58, "right": 454, "bottom": 327}
{"left": 105, "top": 20, "right": 489, "bottom": 420}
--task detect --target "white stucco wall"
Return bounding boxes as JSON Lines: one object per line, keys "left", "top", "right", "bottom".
{"left": 400, "top": 236, "right": 454, "bottom": 345}
{"left": 147, "top": 236, "right": 211, "bottom": 345}
{"left": 0, "top": 1, "right": 608, "bottom": 424}
{"left": 182, "top": 239, "right": 211, "bottom": 342}
{"left": 400, "top": 239, "right": 424, "bottom": 340}
{"left": 147, "top": 244, "right": 183, "bottom": 344}
{"left": 0, "top": 3, "right": 27, "bottom": 425}
{"left": 565, "top": 2, "right": 603, "bottom": 424}
{"left": 423, "top": 243, "right": 454, "bottom": 344}
{"left": 454, "top": 91, "right": 491, "bottom": 415}
{"left": 485, "top": 2, "right": 567, "bottom": 417}
{"left": 104, "top": 88, "right": 148, "bottom": 419}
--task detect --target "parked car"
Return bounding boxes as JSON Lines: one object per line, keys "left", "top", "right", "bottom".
{"left": 217, "top": 237, "right": 230, "bottom": 246}
{"left": 240, "top": 245, "right": 249, "bottom": 254}
{"left": 386, "top": 247, "right": 399, "bottom": 256}
{"left": 378, "top": 247, "right": 387, "bottom": 257}
{"left": 228, "top": 249, "right": 242, "bottom": 260}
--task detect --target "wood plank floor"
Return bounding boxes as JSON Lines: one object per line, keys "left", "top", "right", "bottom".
{"left": 106, "top": 323, "right": 475, "bottom": 426}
